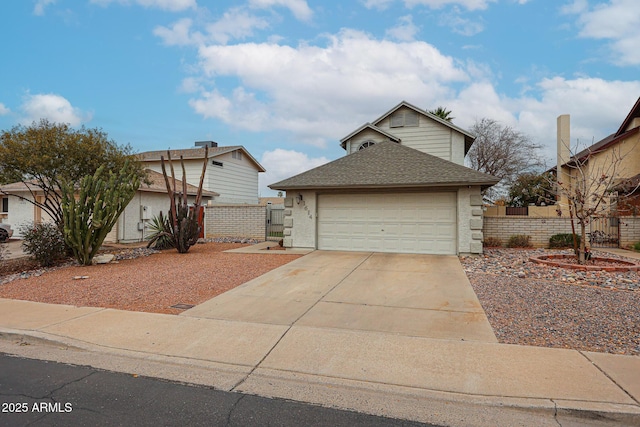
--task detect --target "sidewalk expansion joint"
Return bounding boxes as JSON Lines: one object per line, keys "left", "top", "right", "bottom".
{"left": 35, "top": 307, "right": 108, "bottom": 331}
{"left": 578, "top": 351, "right": 640, "bottom": 406}
{"left": 230, "top": 253, "right": 375, "bottom": 392}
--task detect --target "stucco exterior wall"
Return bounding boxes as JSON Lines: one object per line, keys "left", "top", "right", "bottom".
{"left": 204, "top": 204, "right": 266, "bottom": 241}
{"left": 282, "top": 190, "right": 316, "bottom": 249}
{"left": 1, "top": 192, "right": 54, "bottom": 238}
{"left": 113, "top": 192, "right": 180, "bottom": 243}
{"left": 457, "top": 186, "right": 483, "bottom": 254}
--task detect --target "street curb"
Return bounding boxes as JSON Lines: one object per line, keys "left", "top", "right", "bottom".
{"left": 2, "top": 329, "right": 639, "bottom": 427}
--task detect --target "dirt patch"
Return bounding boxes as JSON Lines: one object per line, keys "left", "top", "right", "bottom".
{"left": 0, "top": 243, "right": 302, "bottom": 315}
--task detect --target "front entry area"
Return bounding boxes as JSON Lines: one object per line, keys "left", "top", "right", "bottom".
{"left": 317, "top": 192, "right": 457, "bottom": 255}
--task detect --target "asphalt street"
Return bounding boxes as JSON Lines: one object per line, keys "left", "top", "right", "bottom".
{"left": 0, "top": 354, "right": 436, "bottom": 426}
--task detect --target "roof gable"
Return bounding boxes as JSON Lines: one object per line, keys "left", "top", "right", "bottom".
{"left": 137, "top": 146, "right": 266, "bottom": 172}
{"left": 615, "top": 96, "right": 640, "bottom": 137}
{"left": 269, "top": 141, "right": 498, "bottom": 190}
{"left": 340, "top": 101, "right": 476, "bottom": 154}
{"left": 339, "top": 123, "right": 401, "bottom": 149}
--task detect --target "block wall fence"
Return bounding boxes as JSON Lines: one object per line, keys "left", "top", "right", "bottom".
{"left": 204, "top": 205, "right": 266, "bottom": 241}
{"left": 483, "top": 216, "right": 640, "bottom": 248}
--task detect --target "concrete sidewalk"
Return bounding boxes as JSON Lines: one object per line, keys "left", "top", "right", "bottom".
{"left": 1, "top": 251, "right": 639, "bottom": 426}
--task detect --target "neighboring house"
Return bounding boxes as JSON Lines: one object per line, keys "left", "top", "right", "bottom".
{"left": 555, "top": 96, "right": 640, "bottom": 216}
{"left": 0, "top": 170, "right": 218, "bottom": 242}
{"left": 137, "top": 141, "right": 266, "bottom": 205}
{"left": 269, "top": 101, "right": 499, "bottom": 255}
{"left": 105, "top": 170, "right": 218, "bottom": 243}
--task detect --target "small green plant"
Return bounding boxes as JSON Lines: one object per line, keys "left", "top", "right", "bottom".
{"left": 506, "top": 234, "right": 532, "bottom": 248}
{"left": 483, "top": 237, "right": 502, "bottom": 247}
{"left": 633, "top": 241, "right": 640, "bottom": 252}
{"left": 549, "top": 233, "right": 581, "bottom": 249}
{"left": 20, "top": 222, "right": 67, "bottom": 267}
{"left": 146, "top": 213, "right": 175, "bottom": 250}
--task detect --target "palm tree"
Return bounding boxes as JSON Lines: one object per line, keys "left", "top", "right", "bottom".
{"left": 428, "top": 106, "right": 454, "bottom": 122}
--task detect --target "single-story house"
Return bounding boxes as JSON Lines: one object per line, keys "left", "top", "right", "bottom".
{"left": 0, "top": 170, "right": 218, "bottom": 242}
{"left": 2, "top": 140, "right": 266, "bottom": 243}
{"left": 269, "top": 101, "right": 499, "bottom": 255}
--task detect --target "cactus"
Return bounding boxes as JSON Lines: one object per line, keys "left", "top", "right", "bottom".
{"left": 157, "top": 146, "right": 208, "bottom": 253}
{"left": 61, "top": 161, "right": 140, "bottom": 265}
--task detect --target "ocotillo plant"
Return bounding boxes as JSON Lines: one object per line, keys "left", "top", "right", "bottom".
{"left": 157, "top": 146, "right": 208, "bottom": 253}
{"left": 61, "top": 161, "right": 140, "bottom": 265}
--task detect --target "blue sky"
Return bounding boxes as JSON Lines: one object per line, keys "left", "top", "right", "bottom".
{"left": 1, "top": 0, "right": 639, "bottom": 196}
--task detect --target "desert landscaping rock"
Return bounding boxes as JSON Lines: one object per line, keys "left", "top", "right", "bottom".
{"left": 0, "top": 242, "right": 301, "bottom": 314}
{"left": 461, "top": 248, "right": 640, "bottom": 355}
{"left": 93, "top": 254, "right": 115, "bottom": 264}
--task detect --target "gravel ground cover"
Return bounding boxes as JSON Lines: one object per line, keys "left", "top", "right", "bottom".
{"left": 0, "top": 242, "right": 301, "bottom": 314}
{"left": 461, "top": 248, "right": 640, "bottom": 355}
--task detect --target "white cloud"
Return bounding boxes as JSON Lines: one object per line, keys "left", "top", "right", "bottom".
{"left": 205, "top": 8, "right": 270, "bottom": 44}
{"left": 154, "top": 18, "right": 200, "bottom": 46}
{"left": 438, "top": 9, "right": 484, "bottom": 35}
{"left": 33, "top": 0, "right": 56, "bottom": 16}
{"left": 20, "top": 93, "right": 91, "bottom": 126}
{"left": 260, "top": 148, "right": 330, "bottom": 195}
{"left": 0, "top": 103, "right": 10, "bottom": 115}
{"left": 445, "top": 77, "right": 640, "bottom": 164}
{"left": 386, "top": 15, "right": 419, "bottom": 41}
{"left": 363, "top": 0, "right": 497, "bottom": 11}
{"left": 90, "top": 0, "right": 196, "bottom": 12}
{"left": 189, "top": 29, "right": 469, "bottom": 146}
{"left": 566, "top": 0, "right": 640, "bottom": 66}
{"left": 154, "top": 10, "right": 270, "bottom": 46}
{"left": 248, "top": 0, "right": 313, "bottom": 21}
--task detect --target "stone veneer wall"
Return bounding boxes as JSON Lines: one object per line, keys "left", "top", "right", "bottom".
{"left": 204, "top": 204, "right": 265, "bottom": 241}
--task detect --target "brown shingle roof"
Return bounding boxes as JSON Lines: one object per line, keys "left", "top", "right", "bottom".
{"left": 269, "top": 141, "right": 499, "bottom": 190}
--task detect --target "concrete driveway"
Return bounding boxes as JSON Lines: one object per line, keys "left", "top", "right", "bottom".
{"left": 1, "top": 239, "right": 25, "bottom": 260}
{"left": 183, "top": 251, "right": 497, "bottom": 343}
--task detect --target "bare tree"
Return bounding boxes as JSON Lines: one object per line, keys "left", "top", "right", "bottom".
{"left": 467, "top": 118, "right": 544, "bottom": 196}
{"left": 555, "top": 138, "right": 639, "bottom": 264}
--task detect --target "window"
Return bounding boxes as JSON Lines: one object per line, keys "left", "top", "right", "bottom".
{"left": 212, "top": 160, "right": 223, "bottom": 167}
{"left": 358, "top": 141, "right": 375, "bottom": 150}
{"left": 232, "top": 150, "right": 243, "bottom": 160}
{"left": 1, "top": 197, "right": 7, "bottom": 213}
{"left": 390, "top": 110, "right": 419, "bottom": 128}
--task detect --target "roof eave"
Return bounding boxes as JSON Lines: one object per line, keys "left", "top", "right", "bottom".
{"left": 269, "top": 181, "right": 499, "bottom": 191}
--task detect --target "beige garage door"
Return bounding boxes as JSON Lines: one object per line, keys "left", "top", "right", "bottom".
{"left": 317, "top": 192, "right": 457, "bottom": 255}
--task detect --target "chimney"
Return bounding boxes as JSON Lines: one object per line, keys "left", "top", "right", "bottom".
{"left": 556, "top": 115, "right": 570, "bottom": 205}
{"left": 195, "top": 141, "right": 218, "bottom": 148}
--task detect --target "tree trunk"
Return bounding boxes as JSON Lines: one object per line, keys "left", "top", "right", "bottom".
{"left": 579, "top": 222, "right": 586, "bottom": 264}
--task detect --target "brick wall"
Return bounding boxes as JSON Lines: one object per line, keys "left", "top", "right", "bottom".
{"left": 205, "top": 205, "right": 265, "bottom": 241}
{"left": 483, "top": 216, "right": 574, "bottom": 248}
{"left": 620, "top": 217, "right": 640, "bottom": 247}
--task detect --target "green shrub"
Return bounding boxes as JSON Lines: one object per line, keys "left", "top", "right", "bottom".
{"left": 483, "top": 237, "right": 502, "bottom": 247}
{"left": 633, "top": 241, "right": 640, "bottom": 252}
{"left": 506, "top": 234, "right": 532, "bottom": 248}
{"left": 20, "top": 222, "right": 67, "bottom": 267}
{"left": 549, "top": 233, "right": 581, "bottom": 249}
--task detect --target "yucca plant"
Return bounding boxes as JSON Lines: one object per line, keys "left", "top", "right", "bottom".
{"left": 146, "top": 212, "right": 174, "bottom": 250}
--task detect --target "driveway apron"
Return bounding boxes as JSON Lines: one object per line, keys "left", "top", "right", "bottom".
{"left": 183, "top": 251, "right": 496, "bottom": 343}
